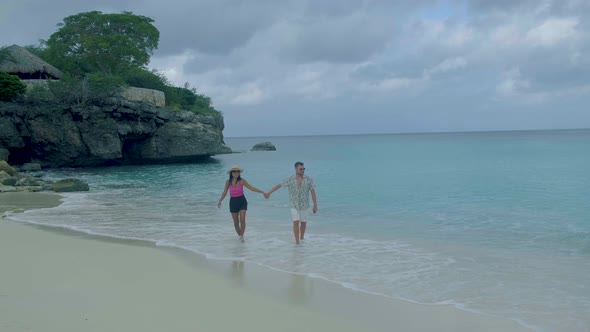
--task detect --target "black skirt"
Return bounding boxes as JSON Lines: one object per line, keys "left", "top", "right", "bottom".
{"left": 229, "top": 195, "right": 248, "bottom": 213}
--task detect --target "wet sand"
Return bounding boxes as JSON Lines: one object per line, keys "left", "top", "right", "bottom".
{"left": 0, "top": 192, "right": 530, "bottom": 332}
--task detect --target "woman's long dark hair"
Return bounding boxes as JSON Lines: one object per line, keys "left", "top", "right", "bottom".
{"left": 228, "top": 172, "right": 242, "bottom": 185}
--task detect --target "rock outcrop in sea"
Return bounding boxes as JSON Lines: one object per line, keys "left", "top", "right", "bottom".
{"left": 251, "top": 142, "right": 276, "bottom": 151}
{"left": 0, "top": 97, "right": 232, "bottom": 168}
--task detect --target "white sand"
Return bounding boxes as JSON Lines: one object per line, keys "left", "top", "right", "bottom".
{"left": 0, "top": 192, "right": 531, "bottom": 332}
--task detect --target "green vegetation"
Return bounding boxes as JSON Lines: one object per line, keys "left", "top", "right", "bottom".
{"left": 23, "top": 11, "right": 219, "bottom": 115}
{"left": 44, "top": 11, "right": 159, "bottom": 76}
{"left": 167, "top": 83, "right": 217, "bottom": 115}
{"left": 45, "top": 72, "right": 125, "bottom": 106}
{"left": 121, "top": 67, "right": 216, "bottom": 114}
{"left": 0, "top": 72, "right": 26, "bottom": 101}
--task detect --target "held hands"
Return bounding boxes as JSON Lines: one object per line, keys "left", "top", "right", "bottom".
{"left": 263, "top": 192, "right": 270, "bottom": 199}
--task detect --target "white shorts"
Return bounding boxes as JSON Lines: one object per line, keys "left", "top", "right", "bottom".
{"left": 290, "top": 208, "right": 309, "bottom": 222}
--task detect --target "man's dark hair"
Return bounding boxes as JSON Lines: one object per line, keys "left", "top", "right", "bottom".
{"left": 294, "top": 161, "right": 304, "bottom": 168}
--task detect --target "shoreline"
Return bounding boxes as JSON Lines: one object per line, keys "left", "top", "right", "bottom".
{"left": 0, "top": 192, "right": 531, "bottom": 332}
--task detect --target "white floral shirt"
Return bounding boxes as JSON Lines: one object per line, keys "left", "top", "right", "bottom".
{"left": 282, "top": 175, "right": 315, "bottom": 210}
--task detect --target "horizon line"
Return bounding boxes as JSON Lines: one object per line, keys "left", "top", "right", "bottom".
{"left": 225, "top": 127, "right": 590, "bottom": 139}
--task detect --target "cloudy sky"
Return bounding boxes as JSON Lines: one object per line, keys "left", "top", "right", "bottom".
{"left": 1, "top": 0, "right": 589, "bottom": 137}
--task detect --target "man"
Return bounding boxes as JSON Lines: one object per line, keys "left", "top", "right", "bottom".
{"left": 265, "top": 161, "right": 318, "bottom": 244}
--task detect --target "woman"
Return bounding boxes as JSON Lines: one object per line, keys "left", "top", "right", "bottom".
{"left": 217, "top": 165, "right": 265, "bottom": 241}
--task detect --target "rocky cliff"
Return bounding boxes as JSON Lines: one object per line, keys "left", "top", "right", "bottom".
{"left": 0, "top": 98, "right": 231, "bottom": 167}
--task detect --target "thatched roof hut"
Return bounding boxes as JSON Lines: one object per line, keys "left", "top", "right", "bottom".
{"left": 0, "top": 45, "right": 62, "bottom": 79}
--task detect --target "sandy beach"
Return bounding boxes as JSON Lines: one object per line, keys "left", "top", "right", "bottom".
{"left": 0, "top": 192, "right": 531, "bottom": 332}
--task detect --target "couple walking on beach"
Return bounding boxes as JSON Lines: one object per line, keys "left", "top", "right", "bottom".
{"left": 217, "top": 161, "right": 318, "bottom": 244}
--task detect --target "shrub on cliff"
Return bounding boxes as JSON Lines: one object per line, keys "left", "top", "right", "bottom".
{"left": 192, "top": 94, "right": 217, "bottom": 115}
{"left": 123, "top": 67, "right": 168, "bottom": 91}
{"left": 86, "top": 72, "right": 126, "bottom": 101}
{"left": 120, "top": 68, "right": 217, "bottom": 114}
{"left": 165, "top": 83, "right": 218, "bottom": 115}
{"left": 0, "top": 72, "right": 26, "bottom": 101}
{"left": 166, "top": 85, "right": 197, "bottom": 110}
{"left": 39, "top": 73, "right": 124, "bottom": 106}
{"left": 20, "top": 72, "right": 124, "bottom": 106}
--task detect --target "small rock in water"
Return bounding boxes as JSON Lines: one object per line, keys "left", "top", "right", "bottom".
{"left": 251, "top": 142, "right": 276, "bottom": 151}
{"left": 52, "top": 178, "right": 90, "bottom": 192}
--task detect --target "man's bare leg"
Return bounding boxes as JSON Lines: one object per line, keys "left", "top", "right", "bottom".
{"left": 293, "top": 220, "right": 300, "bottom": 244}
{"left": 300, "top": 221, "right": 307, "bottom": 240}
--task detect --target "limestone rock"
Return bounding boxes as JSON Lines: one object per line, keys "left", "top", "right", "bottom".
{"left": 0, "top": 161, "right": 17, "bottom": 176}
{"left": 0, "top": 98, "right": 231, "bottom": 167}
{"left": 0, "top": 185, "right": 17, "bottom": 192}
{"left": 1, "top": 177, "right": 16, "bottom": 186}
{"left": 16, "top": 176, "right": 41, "bottom": 187}
{"left": 0, "top": 148, "right": 9, "bottom": 161}
{"left": 52, "top": 178, "right": 90, "bottom": 192}
{"left": 251, "top": 142, "right": 276, "bottom": 151}
{"left": 122, "top": 87, "right": 165, "bottom": 108}
{"left": 0, "top": 117, "right": 24, "bottom": 148}
{"left": 21, "top": 163, "right": 41, "bottom": 171}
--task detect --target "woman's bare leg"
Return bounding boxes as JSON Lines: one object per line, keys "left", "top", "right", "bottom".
{"left": 239, "top": 210, "right": 247, "bottom": 238}
{"left": 231, "top": 212, "right": 240, "bottom": 235}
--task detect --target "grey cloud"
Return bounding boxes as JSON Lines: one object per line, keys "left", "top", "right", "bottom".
{"left": 2, "top": 0, "right": 590, "bottom": 136}
{"left": 173, "top": 52, "right": 231, "bottom": 75}
{"left": 302, "top": 0, "right": 438, "bottom": 17}
{"left": 277, "top": 14, "right": 395, "bottom": 64}
{"left": 0, "top": 0, "right": 134, "bottom": 46}
{"left": 349, "top": 19, "right": 477, "bottom": 82}
{"left": 182, "top": 56, "right": 263, "bottom": 86}
{"left": 461, "top": 0, "right": 590, "bottom": 16}
{"left": 546, "top": 0, "right": 590, "bottom": 15}
{"left": 460, "top": 0, "right": 540, "bottom": 12}
{"left": 0, "top": 0, "right": 272, "bottom": 56}
{"left": 518, "top": 46, "right": 590, "bottom": 92}
{"left": 301, "top": 0, "right": 368, "bottom": 17}
{"left": 142, "top": 0, "right": 286, "bottom": 56}
{"left": 276, "top": 0, "right": 442, "bottom": 64}
{"left": 350, "top": 58, "right": 427, "bottom": 81}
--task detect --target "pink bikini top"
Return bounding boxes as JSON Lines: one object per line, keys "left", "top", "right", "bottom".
{"left": 229, "top": 182, "right": 244, "bottom": 197}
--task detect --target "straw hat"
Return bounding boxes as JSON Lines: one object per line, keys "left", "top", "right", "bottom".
{"left": 227, "top": 165, "right": 244, "bottom": 174}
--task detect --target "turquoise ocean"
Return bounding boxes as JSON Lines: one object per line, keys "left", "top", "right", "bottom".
{"left": 9, "top": 129, "right": 590, "bottom": 331}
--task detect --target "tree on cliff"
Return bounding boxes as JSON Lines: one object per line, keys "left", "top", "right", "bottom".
{"left": 43, "top": 11, "right": 159, "bottom": 75}
{"left": 22, "top": 11, "right": 218, "bottom": 115}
